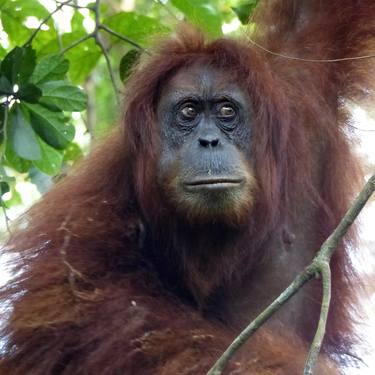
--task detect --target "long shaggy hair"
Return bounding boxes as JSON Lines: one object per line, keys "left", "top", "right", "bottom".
{"left": 1, "top": 1, "right": 375, "bottom": 374}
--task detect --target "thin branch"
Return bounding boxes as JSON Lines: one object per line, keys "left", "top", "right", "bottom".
{"left": 95, "top": 35, "right": 120, "bottom": 106}
{"left": 320, "top": 174, "right": 375, "bottom": 260}
{"left": 348, "top": 124, "right": 375, "bottom": 132}
{"left": 56, "top": 1, "right": 93, "bottom": 10}
{"left": 24, "top": 0, "right": 73, "bottom": 46}
{"left": 1, "top": 199, "right": 11, "bottom": 234}
{"left": 98, "top": 24, "right": 147, "bottom": 52}
{"left": 60, "top": 34, "right": 93, "bottom": 54}
{"left": 93, "top": 0, "right": 120, "bottom": 106}
{"left": 247, "top": 37, "right": 375, "bottom": 63}
{"left": 207, "top": 264, "right": 317, "bottom": 375}
{"left": 304, "top": 262, "right": 331, "bottom": 375}
{"left": 207, "top": 172, "right": 375, "bottom": 375}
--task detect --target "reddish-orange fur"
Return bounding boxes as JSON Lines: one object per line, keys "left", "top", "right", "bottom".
{"left": 1, "top": 1, "right": 375, "bottom": 374}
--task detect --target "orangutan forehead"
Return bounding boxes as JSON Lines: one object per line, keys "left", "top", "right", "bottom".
{"left": 160, "top": 63, "right": 248, "bottom": 103}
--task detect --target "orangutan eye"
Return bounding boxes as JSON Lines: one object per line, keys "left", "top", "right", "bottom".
{"left": 180, "top": 105, "right": 198, "bottom": 120}
{"left": 218, "top": 105, "right": 236, "bottom": 120}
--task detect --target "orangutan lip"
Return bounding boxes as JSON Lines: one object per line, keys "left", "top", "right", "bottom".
{"left": 184, "top": 178, "right": 243, "bottom": 187}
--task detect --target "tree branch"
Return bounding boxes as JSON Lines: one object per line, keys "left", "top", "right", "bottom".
{"left": 93, "top": 0, "right": 120, "bottom": 107}
{"left": 60, "top": 34, "right": 93, "bottom": 54}
{"left": 98, "top": 24, "right": 147, "bottom": 53}
{"left": 207, "top": 173, "right": 375, "bottom": 375}
{"left": 304, "top": 262, "right": 331, "bottom": 375}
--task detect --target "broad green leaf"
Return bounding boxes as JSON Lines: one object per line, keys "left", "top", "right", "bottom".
{"left": 39, "top": 81, "right": 87, "bottom": 111}
{"left": 0, "top": 75, "right": 13, "bottom": 95}
{"left": 170, "top": 0, "right": 222, "bottom": 38}
{"left": 17, "top": 83, "right": 42, "bottom": 103}
{"left": 8, "top": 105, "right": 41, "bottom": 160}
{"left": 31, "top": 54, "right": 69, "bottom": 84}
{"left": 119, "top": 49, "right": 140, "bottom": 82}
{"left": 33, "top": 137, "right": 63, "bottom": 175}
{"left": 24, "top": 103, "right": 75, "bottom": 149}
{"left": 232, "top": 1, "right": 259, "bottom": 24}
{"left": 0, "top": 46, "right": 36, "bottom": 85}
{"left": 103, "top": 12, "right": 169, "bottom": 46}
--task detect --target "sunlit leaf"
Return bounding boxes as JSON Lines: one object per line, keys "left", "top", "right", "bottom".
{"left": 170, "top": 0, "right": 222, "bottom": 38}
{"left": 103, "top": 12, "right": 169, "bottom": 46}
{"left": 0, "top": 0, "right": 50, "bottom": 45}
{"left": 63, "top": 142, "right": 83, "bottom": 163}
{"left": 62, "top": 35, "right": 101, "bottom": 84}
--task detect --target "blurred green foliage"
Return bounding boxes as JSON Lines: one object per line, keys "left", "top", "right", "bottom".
{"left": 0, "top": 0, "right": 258, "bottom": 210}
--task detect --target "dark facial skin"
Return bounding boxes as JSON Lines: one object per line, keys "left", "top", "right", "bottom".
{"left": 157, "top": 64, "right": 256, "bottom": 225}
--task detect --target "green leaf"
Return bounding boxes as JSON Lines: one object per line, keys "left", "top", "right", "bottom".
{"left": 8, "top": 105, "right": 41, "bottom": 160}
{"left": 17, "top": 83, "right": 42, "bottom": 103}
{"left": 70, "top": 11, "right": 85, "bottom": 34}
{"left": 0, "top": 46, "right": 36, "bottom": 85}
{"left": 63, "top": 142, "right": 83, "bottom": 163}
{"left": 33, "top": 137, "right": 63, "bottom": 175}
{"left": 24, "top": 103, "right": 75, "bottom": 149}
{"left": 103, "top": 12, "right": 169, "bottom": 46}
{"left": 39, "top": 81, "right": 87, "bottom": 111}
{"left": 119, "top": 49, "right": 140, "bottom": 82}
{"left": 4, "top": 142, "right": 31, "bottom": 173}
{"left": 31, "top": 54, "right": 69, "bottom": 84}
{"left": 0, "top": 75, "right": 13, "bottom": 95}
{"left": 0, "top": 0, "right": 51, "bottom": 45}
{"left": 170, "top": 0, "right": 222, "bottom": 38}
{"left": 62, "top": 35, "right": 101, "bottom": 84}
{"left": 232, "top": 1, "right": 259, "bottom": 24}
{"left": 0, "top": 181, "right": 10, "bottom": 196}
{"left": 0, "top": 165, "right": 15, "bottom": 182}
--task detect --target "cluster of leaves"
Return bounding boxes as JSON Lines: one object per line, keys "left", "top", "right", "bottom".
{"left": 0, "top": 0, "right": 258, "bottom": 211}
{"left": 0, "top": 46, "right": 86, "bottom": 204}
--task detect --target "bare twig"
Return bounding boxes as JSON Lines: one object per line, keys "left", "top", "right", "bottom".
{"left": 304, "top": 262, "right": 331, "bottom": 375}
{"left": 98, "top": 24, "right": 147, "bottom": 52}
{"left": 24, "top": 0, "right": 73, "bottom": 46}
{"left": 207, "top": 173, "right": 375, "bottom": 375}
{"left": 247, "top": 37, "right": 375, "bottom": 63}
{"left": 56, "top": 1, "right": 94, "bottom": 10}
{"left": 0, "top": 199, "right": 11, "bottom": 234}
{"left": 93, "top": 0, "right": 120, "bottom": 106}
{"left": 60, "top": 34, "right": 93, "bottom": 54}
